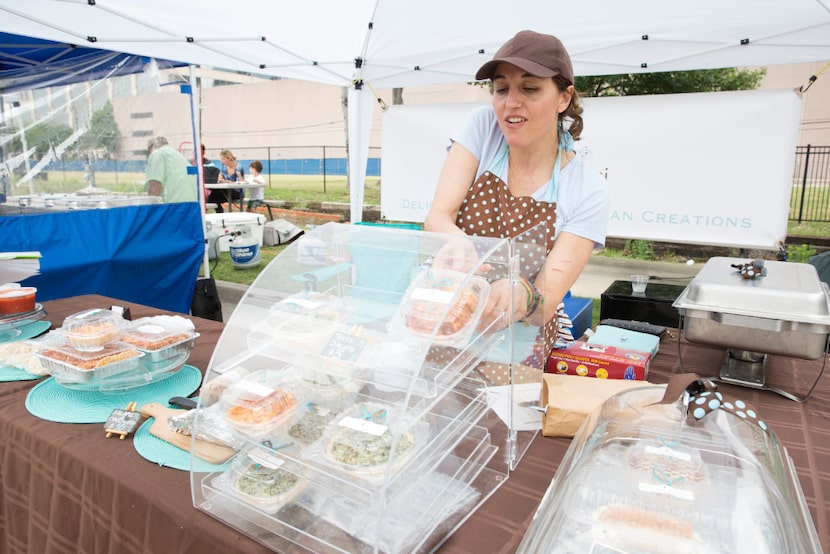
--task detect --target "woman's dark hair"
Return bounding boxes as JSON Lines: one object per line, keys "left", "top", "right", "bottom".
{"left": 554, "top": 75, "right": 584, "bottom": 141}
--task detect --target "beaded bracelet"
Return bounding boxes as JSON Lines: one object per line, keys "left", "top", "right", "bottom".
{"left": 518, "top": 277, "right": 544, "bottom": 318}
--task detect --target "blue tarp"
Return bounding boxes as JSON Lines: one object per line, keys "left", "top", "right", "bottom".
{"left": 1, "top": 202, "right": 204, "bottom": 313}
{"left": 0, "top": 32, "right": 184, "bottom": 93}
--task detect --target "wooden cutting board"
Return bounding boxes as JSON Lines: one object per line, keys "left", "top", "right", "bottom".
{"left": 139, "top": 402, "right": 237, "bottom": 465}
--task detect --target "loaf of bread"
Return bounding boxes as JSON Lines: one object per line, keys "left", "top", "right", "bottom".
{"left": 592, "top": 503, "right": 699, "bottom": 551}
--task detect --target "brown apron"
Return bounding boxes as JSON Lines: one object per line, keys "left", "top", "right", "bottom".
{"left": 429, "top": 169, "right": 559, "bottom": 385}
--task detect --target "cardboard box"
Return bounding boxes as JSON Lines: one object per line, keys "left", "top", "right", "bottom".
{"left": 546, "top": 341, "right": 650, "bottom": 380}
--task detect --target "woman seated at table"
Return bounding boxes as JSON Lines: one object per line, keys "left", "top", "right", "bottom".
{"left": 207, "top": 149, "right": 245, "bottom": 213}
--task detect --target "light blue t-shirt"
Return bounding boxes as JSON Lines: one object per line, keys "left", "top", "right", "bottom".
{"left": 451, "top": 106, "right": 610, "bottom": 248}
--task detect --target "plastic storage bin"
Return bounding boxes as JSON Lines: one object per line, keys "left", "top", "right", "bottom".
{"left": 190, "top": 221, "right": 553, "bottom": 553}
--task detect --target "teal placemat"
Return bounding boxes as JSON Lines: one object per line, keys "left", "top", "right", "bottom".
{"left": 25, "top": 365, "right": 202, "bottom": 424}
{"left": 134, "top": 414, "right": 233, "bottom": 472}
{"left": 0, "top": 362, "right": 44, "bottom": 382}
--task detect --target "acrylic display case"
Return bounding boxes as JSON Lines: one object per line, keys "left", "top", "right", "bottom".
{"left": 517, "top": 384, "right": 822, "bottom": 553}
{"left": 191, "top": 222, "right": 549, "bottom": 553}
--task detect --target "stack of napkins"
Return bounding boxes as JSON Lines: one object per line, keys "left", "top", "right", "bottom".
{"left": 586, "top": 324, "right": 660, "bottom": 358}
{"left": 0, "top": 251, "right": 41, "bottom": 283}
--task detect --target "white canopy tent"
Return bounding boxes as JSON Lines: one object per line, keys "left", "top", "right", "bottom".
{"left": 2, "top": 0, "right": 829, "bottom": 222}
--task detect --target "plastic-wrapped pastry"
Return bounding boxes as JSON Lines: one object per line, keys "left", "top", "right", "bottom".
{"left": 167, "top": 404, "right": 246, "bottom": 450}
{"left": 287, "top": 402, "right": 337, "bottom": 444}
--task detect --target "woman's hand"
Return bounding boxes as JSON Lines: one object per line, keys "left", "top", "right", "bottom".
{"left": 431, "top": 237, "right": 490, "bottom": 274}
{"left": 477, "top": 278, "right": 528, "bottom": 333}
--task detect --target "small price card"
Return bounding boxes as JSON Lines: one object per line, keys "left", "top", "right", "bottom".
{"left": 104, "top": 402, "right": 142, "bottom": 440}
{"left": 321, "top": 332, "right": 367, "bottom": 363}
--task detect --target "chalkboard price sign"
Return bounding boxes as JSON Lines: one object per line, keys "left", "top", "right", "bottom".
{"left": 322, "top": 332, "right": 367, "bottom": 363}
{"left": 104, "top": 402, "right": 143, "bottom": 439}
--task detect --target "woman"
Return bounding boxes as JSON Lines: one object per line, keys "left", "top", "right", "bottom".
{"left": 207, "top": 149, "right": 245, "bottom": 212}
{"left": 424, "top": 30, "right": 609, "bottom": 380}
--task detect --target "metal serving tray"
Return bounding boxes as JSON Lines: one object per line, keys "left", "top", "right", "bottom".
{"left": 673, "top": 257, "right": 830, "bottom": 359}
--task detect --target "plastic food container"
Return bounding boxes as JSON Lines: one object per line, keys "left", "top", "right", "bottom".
{"left": 213, "top": 447, "right": 306, "bottom": 514}
{"left": 0, "top": 287, "right": 37, "bottom": 315}
{"left": 270, "top": 304, "right": 344, "bottom": 351}
{"left": 120, "top": 318, "right": 199, "bottom": 362}
{"left": 517, "top": 386, "right": 822, "bottom": 553}
{"left": 398, "top": 269, "right": 489, "bottom": 347}
{"left": 321, "top": 401, "right": 425, "bottom": 478}
{"left": 220, "top": 379, "right": 299, "bottom": 438}
{"left": 37, "top": 342, "right": 143, "bottom": 385}
{"left": 62, "top": 309, "right": 124, "bottom": 352}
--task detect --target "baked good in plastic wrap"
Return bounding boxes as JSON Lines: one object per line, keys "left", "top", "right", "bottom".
{"left": 286, "top": 401, "right": 339, "bottom": 444}
{"left": 516, "top": 385, "right": 823, "bottom": 553}
{"left": 220, "top": 376, "right": 300, "bottom": 438}
{"left": 212, "top": 446, "right": 306, "bottom": 514}
{"left": 0, "top": 339, "right": 49, "bottom": 376}
{"left": 316, "top": 401, "right": 427, "bottom": 479}
{"left": 245, "top": 296, "right": 348, "bottom": 355}
{"left": 271, "top": 312, "right": 341, "bottom": 351}
{"left": 308, "top": 472, "right": 481, "bottom": 554}
{"left": 62, "top": 308, "right": 125, "bottom": 352}
{"left": 393, "top": 268, "right": 489, "bottom": 347}
{"left": 37, "top": 342, "right": 143, "bottom": 389}
{"left": 296, "top": 367, "right": 359, "bottom": 411}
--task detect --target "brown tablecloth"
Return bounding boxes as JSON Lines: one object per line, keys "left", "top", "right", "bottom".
{"left": 1, "top": 295, "right": 827, "bottom": 553}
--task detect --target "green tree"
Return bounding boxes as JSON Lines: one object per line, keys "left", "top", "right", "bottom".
{"left": 575, "top": 67, "right": 766, "bottom": 97}
{"left": 81, "top": 101, "right": 119, "bottom": 157}
{"left": 22, "top": 122, "right": 74, "bottom": 158}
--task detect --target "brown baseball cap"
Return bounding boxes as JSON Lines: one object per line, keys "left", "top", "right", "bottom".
{"left": 476, "top": 30, "right": 574, "bottom": 83}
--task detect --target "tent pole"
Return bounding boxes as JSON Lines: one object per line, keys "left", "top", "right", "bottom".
{"left": 186, "top": 65, "right": 210, "bottom": 279}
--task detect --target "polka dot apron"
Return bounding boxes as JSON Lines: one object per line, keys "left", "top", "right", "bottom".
{"left": 430, "top": 141, "right": 562, "bottom": 385}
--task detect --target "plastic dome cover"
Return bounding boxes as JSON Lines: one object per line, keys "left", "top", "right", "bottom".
{"left": 518, "top": 376, "right": 821, "bottom": 553}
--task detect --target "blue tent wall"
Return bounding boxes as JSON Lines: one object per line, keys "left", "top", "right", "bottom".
{"left": 1, "top": 202, "right": 204, "bottom": 313}
{"left": 0, "top": 32, "right": 184, "bottom": 92}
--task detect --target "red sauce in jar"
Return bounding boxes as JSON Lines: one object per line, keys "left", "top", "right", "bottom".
{"left": 0, "top": 287, "right": 37, "bottom": 315}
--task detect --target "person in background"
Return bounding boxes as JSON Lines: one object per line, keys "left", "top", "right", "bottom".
{"left": 200, "top": 144, "right": 220, "bottom": 183}
{"left": 207, "top": 148, "right": 244, "bottom": 212}
{"left": 424, "top": 30, "right": 609, "bottom": 382}
{"left": 145, "top": 136, "right": 197, "bottom": 203}
{"left": 199, "top": 144, "right": 220, "bottom": 209}
{"left": 245, "top": 160, "right": 266, "bottom": 211}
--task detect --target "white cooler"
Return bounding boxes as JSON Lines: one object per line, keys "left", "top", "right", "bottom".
{"left": 205, "top": 212, "right": 266, "bottom": 252}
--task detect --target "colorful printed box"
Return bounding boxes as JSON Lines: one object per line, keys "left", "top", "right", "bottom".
{"left": 546, "top": 341, "right": 650, "bottom": 380}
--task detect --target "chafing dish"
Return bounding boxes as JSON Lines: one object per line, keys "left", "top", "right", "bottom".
{"left": 673, "top": 256, "right": 830, "bottom": 400}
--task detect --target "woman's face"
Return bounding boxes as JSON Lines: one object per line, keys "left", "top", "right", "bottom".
{"left": 221, "top": 155, "right": 234, "bottom": 166}
{"left": 491, "top": 63, "right": 572, "bottom": 149}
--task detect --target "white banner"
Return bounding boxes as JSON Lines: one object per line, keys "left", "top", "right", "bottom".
{"left": 381, "top": 89, "right": 802, "bottom": 250}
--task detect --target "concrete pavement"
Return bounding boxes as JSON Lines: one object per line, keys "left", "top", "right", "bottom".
{"left": 569, "top": 254, "right": 702, "bottom": 299}
{"left": 214, "top": 253, "right": 703, "bottom": 321}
